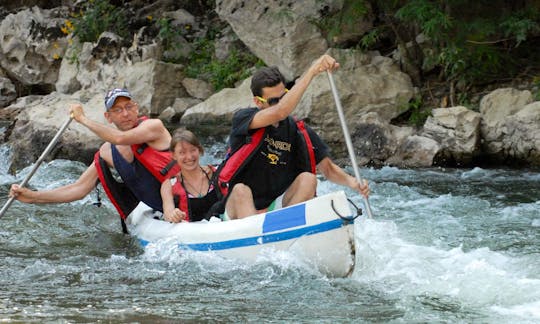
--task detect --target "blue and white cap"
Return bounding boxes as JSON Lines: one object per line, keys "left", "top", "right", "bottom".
{"left": 104, "top": 88, "right": 132, "bottom": 110}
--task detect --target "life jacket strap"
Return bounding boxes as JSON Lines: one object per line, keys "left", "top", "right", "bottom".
{"left": 136, "top": 143, "right": 148, "bottom": 155}
{"left": 160, "top": 160, "right": 178, "bottom": 176}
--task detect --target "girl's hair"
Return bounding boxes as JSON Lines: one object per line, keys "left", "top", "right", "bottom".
{"left": 170, "top": 128, "right": 204, "bottom": 154}
{"left": 250, "top": 66, "right": 285, "bottom": 97}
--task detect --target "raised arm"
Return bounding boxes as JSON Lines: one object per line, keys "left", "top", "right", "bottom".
{"left": 70, "top": 104, "right": 171, "bottom": 150}
{"left": 249, "top": 54, "right": 340, "bottom": 130}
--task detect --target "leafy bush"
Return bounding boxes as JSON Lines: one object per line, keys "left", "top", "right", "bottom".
{"left": 185, "top": 38, "right": 263, "bottom": 91}
{"left": 69, "top": 0, "right": 129, "bottom": 43}
{"left": 390, "top": 0, "right": 539, "bottom": 87}
{"left": 406, "top": 96, "right": 430, "bottom": 128}
{"left": 533, "top": 76, "right": 540, "bottom": 101}
{"left": 157, "top": 17, "right": 193, "bottom": 56}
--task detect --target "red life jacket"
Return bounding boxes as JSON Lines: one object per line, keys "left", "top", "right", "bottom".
{"left": 216, "top": 117, "right": 316, "bottom": 197}
{"left": 94, "top": 117, "right": 179, "bottom": 221}
{"left": 131, "top": 117, "right": 180, "bottom": 182}
{"left": 171, "top": 165, "right": 217, "bottom": 222}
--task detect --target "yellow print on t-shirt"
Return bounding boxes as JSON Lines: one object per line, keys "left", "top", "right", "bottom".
{"left": 264, "top": 137, "right": 291, "bottom": 152}
{"left": 267, "top": 153, "right": 279, "bottom": 164}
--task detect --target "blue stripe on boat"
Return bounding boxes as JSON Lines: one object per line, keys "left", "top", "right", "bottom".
{"left": 262, "top": 203, "right": 306, "bottom": 233}
{"left": 138, "top": 218, "right": 350, "bottom": 251}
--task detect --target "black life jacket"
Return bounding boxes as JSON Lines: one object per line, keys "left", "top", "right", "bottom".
{"left": 171, "top": 165, "right": 217, "bottom": 222}
{"left": 94, "top": 153, "right": 138, "bottom": 233}
{"left": 215, "top": 117, "right": 317, "bottom": 198}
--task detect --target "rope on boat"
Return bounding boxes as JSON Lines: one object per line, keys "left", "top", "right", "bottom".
{"left": 331, "top": 198, "right": 363, "bottom": 224}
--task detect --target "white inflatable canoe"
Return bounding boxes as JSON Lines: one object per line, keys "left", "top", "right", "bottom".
{"left": 125, "top": 191, "right": 357, "bottom": 277}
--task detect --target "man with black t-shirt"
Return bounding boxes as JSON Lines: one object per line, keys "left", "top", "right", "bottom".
{"left": 216, "top": 54, "right": 370, "bottom": 219}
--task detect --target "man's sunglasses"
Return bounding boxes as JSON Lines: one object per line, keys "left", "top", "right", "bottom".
{"left": 256, "top": 89, "right": 289, "bottom": 106}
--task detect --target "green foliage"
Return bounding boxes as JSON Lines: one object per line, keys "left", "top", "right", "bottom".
{"left": 185, "top": 37, "right": 214, "bottom": 76}
{"left": 208, "top": 50, "right": 263, "bottom": 91}
{"left": 456, "top": 92, "right": 472, "bottom": 108}
{"left": 66, "top": 42, "right": 82, "bottom": 65}
{"left": 359, "top": 29, "right": 381, "bottom": 50}
{"left": 406, "top": 96, "right": 430, "bottom": 128}
{"left": 70, "top": 0, "right": 129, "bottom": 43}
{"left": 155, "top": 11, "right": 261, "bottom": 91}
{"left": 157, "top": 18, "right": 177, "bottom": 52}
{"left": 438, "top": 44, "right": 503, "bottom": 84}
{"left": 533, "top": 77, "right": 540, "bottom": 101}
{"left": 185, "top": 38, "right": 263, "bottom": 91}
{"left": 61, "top": 0, "right": 258, "bottom": 92}
{"left": 501, "top": 9, "right": 540, "bottom": 46}
{"left": 392, "top": 0, "right": 539, "bottom": 86}
{"left": 157, "top": 17, "right": 194, "bottom": 56}
{"left": 395, "top": 0, "right": 453, "bottom": 43}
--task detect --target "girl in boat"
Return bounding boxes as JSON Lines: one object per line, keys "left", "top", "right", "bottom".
{"left": 160, "top": 128, "right": 219, "bottom": 223}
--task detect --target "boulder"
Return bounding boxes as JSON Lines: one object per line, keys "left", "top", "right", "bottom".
{"left": 180, "top": 77, "right": 253, "bottom": 133}
{"left": 0, "top": 76, "right": 17, "bottom": 107}
{"left": 422, "top": 106, "right": 481, "bottom": 166}
{"left": 182, "top": 78, "right": 214, "bottom": 100}
{"left": 57, "top": 33, "right": 188, "bottom": 116}
{"left": 6, "top": 91, "right": 104, "bottom": 172}
{"left": 479, "top": 88, "right": 532, "bottom": 155}
{"left": 216, "top": 0, "right": 341, "bottom": 80}
{"left": 502, "top": 101, "right": 540, "bottom": 165}
{"left": 0, "top": 6, "right": 68, "bottom": 87}
{"left": 347, "top": 112, "right": 414, "bottom": 165}
{"left": 387, "top": 135, "right": 441, "bottom": 167}
{"left": 158, "top": 97, "right": 201, "bottom": 124}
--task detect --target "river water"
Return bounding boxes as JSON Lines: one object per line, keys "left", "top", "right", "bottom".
{"left": 0, "top": 138, "right": 539, "bottom": 323}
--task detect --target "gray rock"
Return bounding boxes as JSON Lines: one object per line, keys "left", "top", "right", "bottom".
{"left": 0, "top": 76, "right": 17, "bottom": 107}
{"left": 423, "top": 106, "right": 481, "bottom": 165}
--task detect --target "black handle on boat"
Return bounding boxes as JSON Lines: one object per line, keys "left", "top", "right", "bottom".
{"left": 326, "top": 71, "right": 374, "bottom": 219}
{"left": 0, "top": 117, "right": 74, "bottom": 219}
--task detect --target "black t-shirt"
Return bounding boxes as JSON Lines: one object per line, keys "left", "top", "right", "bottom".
{"left": 229, "top": 108, "right": 329, "bottom": 209}
{"left": 187, "top": 189, "right": 219, "bottom": 222}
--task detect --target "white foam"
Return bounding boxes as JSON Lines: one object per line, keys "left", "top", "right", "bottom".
{"left": 460, "top": 166, "right": 491, "bottom": 179}
{"left": 0, "top": 144, "right": 14, "bottom": 183}
{"left": 352, "top": 217, "right": 540, "bottom": 320}
{"left": 491, "top": 300, "right": 540, "bottom": 319}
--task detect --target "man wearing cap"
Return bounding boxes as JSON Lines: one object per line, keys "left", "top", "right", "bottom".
{"left": 9, "top": 89, "right": 178, "bottom": 232}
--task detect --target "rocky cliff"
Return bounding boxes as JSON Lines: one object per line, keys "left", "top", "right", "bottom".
{"left": 0, "top": 0, "right": 539, "bottom": 171}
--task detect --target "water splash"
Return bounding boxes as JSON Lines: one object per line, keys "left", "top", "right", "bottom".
{"left": 353, "top": 217, "right": 540, "bottom": 321}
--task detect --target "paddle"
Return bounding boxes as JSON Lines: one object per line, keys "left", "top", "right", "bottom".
{"left": 0, "top": 117, "right": 73, "bottom": 219}
{"left": 326, "top": 71, "right": 374, "bottom": 218}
